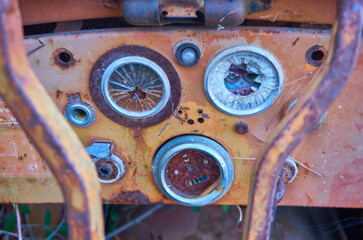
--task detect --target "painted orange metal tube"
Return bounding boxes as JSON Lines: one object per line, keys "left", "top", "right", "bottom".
{"left": 0, "top": 1, "right": 104, "bottom": 239}
{"left": 18, "top": 0, "right": 336, "bottom": 26}
{"left": 242, "top": 0, "right": 363, "bottom": 239}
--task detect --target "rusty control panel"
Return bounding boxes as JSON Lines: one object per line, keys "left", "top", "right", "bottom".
{"left": 0, "top": 0, "right": 362, "bottom": 239}
{"left": 0, "top": 0, "right": 362, "bottom": 207}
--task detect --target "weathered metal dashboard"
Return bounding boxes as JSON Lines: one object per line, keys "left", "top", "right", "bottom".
{"left": 1, "top": 25, "right": 362, "bottom": 208}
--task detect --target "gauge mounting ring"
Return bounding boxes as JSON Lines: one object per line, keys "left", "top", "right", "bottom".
{"left": 204, "top": 45, "right": 284, "bottom": 117}
{"left": 89, "top": 45, "right": 181, "bottom": 128}
{"left": 153, "top": 135, "right": 234, "bottom": 206}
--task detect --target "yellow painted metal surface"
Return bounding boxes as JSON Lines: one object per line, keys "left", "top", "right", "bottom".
{"left": 0, "top": 27, "right": 362, "bottom": 207}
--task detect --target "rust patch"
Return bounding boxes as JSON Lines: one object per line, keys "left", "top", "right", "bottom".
{"left": 305, "top": 193, "right": 314, "bottom": 205}
{"left": 165, "top": 149, "right": 221, "bottom": 197}
{"left": 107, "top": 190, "right": 152, "bottom": 204}
{"left": 56, "top": 90, "right": 63, "bottom": 103}
{"left": 132, "top": 167, "right": 137, "bottom": 177}
{"left": 303, "top": 162, "right": 310, "bottom": 175}
{"left": 17, "top": 153, "right": 27, "bottom": 161}
{"left": 291, "top": 37, "right": 300, "bottom": 46}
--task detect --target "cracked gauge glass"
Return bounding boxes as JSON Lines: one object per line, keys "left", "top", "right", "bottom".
{"left": 204, "top": 46, "right": 283, "bottom": 116}
{"left": 101, "top": 56, "right": 171, "bottom": 118}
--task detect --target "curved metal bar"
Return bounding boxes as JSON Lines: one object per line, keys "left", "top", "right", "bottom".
{"left": 242, "top": 0, "right": 363, "bottom": 239}
{"left": 0, "top": 1, "right": 104, "bottom": 239}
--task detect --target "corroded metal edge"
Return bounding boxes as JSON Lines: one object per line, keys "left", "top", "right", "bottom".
{"left": 242, "top": 0, "right": 363, "bottom": 239}
{"left": 0, "top": 1, "right": 104, "bottom": 239}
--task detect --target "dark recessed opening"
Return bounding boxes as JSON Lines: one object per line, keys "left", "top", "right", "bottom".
{"left": 197, "top": 118, "right": 204, "bottom": 123}
{"left": 311, "top": 50, "right": 325, "bottom": 61}
{"left": 59, "top": 52, "right": 71, "bottom": 63}
{"left": 177, "top": 110, "right": 183, "bottom": 115}
{"left": 195, "top": 10, "right": 205, "bottom": 22}
{"left": 71, "top": 108, "right": 88, "bottom": 122}
{"left": 161, "top": 11, "right": 168, "bottom": 17}
{"left": 197, "top": 109, "right": 203, "bottom": 114}
{"left": 98, "top": 164, "right": 113, "bottom": 177}
{"left": 306, "top": 45, "right": 326, "bottom": 67}
{"left": 53, "top": 48, "right": 75, "bottom": 69}
{"left": 187, "top": 119, "right": 194, "bottom": 125}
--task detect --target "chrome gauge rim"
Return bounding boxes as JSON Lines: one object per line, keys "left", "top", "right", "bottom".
{"left": 153, "top": 135, "right": 234, "bottom": 206}
{"left": 101, "top": 56, "right": 171, "bottom": 119}
{"left": 204, "top": 46, "right": 284, "bottom": 117}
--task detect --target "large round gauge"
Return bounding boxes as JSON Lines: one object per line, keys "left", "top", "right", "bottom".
{"left": 89, "top": 45, "right": 181, "bottom": 128}
{"left": 153, "top": 135, "right": 234, "bottom": 206}
{"left": 101, "top": 56, "right": 170, "bottom": 119}
{"left": 204, "top": 46, "right": 283, "bottom": 116}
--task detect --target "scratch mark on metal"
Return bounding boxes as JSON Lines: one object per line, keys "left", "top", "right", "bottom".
{"left": 27, "top": 40, "right": 45, "bottom": 56}
{"left": 157, "top": 94, "right": 185, "bottom": 136}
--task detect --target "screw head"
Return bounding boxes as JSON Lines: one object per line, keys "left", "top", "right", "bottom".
{"left": 235, "top": 122, "right": 249, "bottom": 135}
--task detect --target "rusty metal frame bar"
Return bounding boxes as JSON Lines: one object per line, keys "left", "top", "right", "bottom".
{"left": 0, "top": 1, "right": 104, "bottom": 239}
{"left": 242, "top": 0, "right": 363, "bottom": 239}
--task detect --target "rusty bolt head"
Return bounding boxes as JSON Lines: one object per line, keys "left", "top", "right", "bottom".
{"left": 235, "top": 122, "right": 248, "bottom": 135}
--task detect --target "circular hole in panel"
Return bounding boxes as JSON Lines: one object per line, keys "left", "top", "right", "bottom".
{"left": 59, "top": 52, "right": 71, "bottom": 63}
{"left": 305, "top": 45, "right": 327, "bottom": 67}
{"left": 53, "top": 48, "right": 75, "bottom": 69}
{"left": 65, "top": 103, "right": 95, "bottom": 128}
{"left": 311, "top": 49, "right": 325, "bottom": 61}
{"left": 187, "top": 119, "right": 195, "bottom": 125}
{"left": 71, "top": 108, "right": 88, "bottom": 123}
{"left": 98, "top": 164, "right": 113, "bottom": 177}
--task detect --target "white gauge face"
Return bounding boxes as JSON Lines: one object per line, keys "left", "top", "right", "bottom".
{"left": 204, "top": 46, "right": 283, "bottom": 116}
{"left": 101, "top": 56, "right": 171, "bottom": 119}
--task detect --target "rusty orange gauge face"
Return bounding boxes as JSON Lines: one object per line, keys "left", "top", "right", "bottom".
{"left": 165, "top": 149, "right": 221, "bottom": 197}
{"left": 153, "top": 135, "right": 234, "bottom": 206}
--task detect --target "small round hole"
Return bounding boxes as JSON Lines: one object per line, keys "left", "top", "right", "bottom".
{"left": 59, "top": 52, "right": 71, "bottom": 63}
{"left": 161, "top": 11, "right": 168, "bottom": 16}
{"left": 187, "top": 119, "right": 194, "bottom": 125}
{"left": 311, "top": 50, "right": 324, "bottom": 61}
{"left": 306, "top": 45, "right": 326, "bottom": 66}
{"left": 197, "top": 109, "right": 203, "bottom": 114}
{"left": 65, "top": 103, "right": 95, "bottom": 127}
{"left": 98, "top": 164, "right": 113, "bottom": 177}
{"left": 53, "top": 48, "right": 75, "bottom": 69}
{"left": 197, "top": 118, "right": 204, "bottom": 123}
{"left": 177, "top": 110, "right": 183, "bottom": 115}
{"left": 71, "top": 108, "right": 88, "bottom": 122}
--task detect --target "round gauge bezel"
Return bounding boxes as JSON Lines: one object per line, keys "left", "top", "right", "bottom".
{"left": 204, "top": 45, "right": 284, "bottom": 117}
{"left": 89, "top": 45, "right": 181, "bottom": 128}
{"left": 153, "top": 135, "right": 234, "bottom": 206}
{"left": 101, "top": 56, "right": 171, "bottom": 119}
